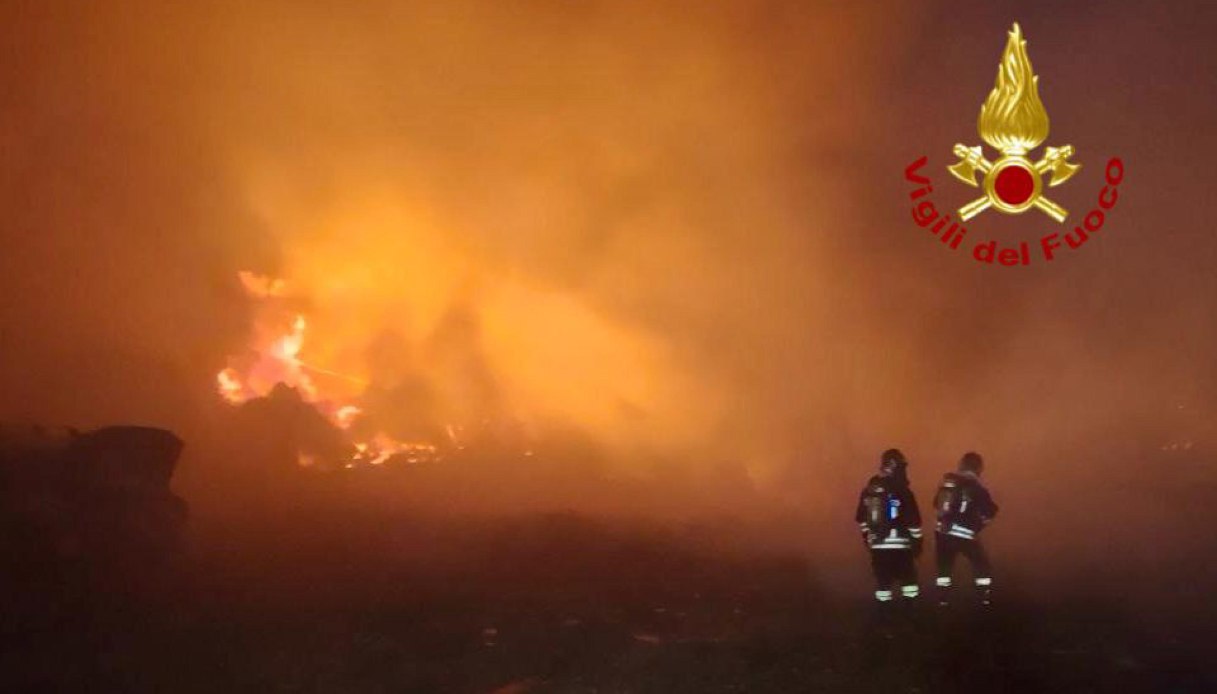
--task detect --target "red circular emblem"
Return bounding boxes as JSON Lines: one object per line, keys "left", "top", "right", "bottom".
{"left": 993, "top": 164, "right": 1035, "bottom": 206}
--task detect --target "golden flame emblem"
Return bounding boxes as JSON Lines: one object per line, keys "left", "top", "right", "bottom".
{"left": 979, "top": 23, "right": 1048, "bottom": 154}
{"left": 948, "top": 23, "right": 1080, "bottom": 223}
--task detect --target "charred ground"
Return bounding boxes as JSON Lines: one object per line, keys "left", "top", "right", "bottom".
{"left": 2, "top": 428, "right": 1215, "bottom": 693}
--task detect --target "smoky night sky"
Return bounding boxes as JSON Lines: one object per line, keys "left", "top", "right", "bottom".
{"left": 0, "top": 0, "right": 1214, "bottom": 570}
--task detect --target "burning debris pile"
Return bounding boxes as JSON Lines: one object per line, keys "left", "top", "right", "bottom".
{"left": 216, "top": 272, "right": 499, "bottom": 471}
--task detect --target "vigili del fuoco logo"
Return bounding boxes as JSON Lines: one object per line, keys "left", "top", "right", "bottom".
{"left": 904, "top": 23, "right": 1124, "bottom": 266}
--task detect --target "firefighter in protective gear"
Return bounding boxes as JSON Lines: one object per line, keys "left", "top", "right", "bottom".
{"left": 855, "top": 448, "right": 923, "bottom": 604}
{"left": 933, "top": 452, "right": 999, "bottom": 605}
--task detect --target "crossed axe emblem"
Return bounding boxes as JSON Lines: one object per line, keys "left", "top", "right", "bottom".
{"left": 948, "top": 144, "right": 1080, "bottom": 223}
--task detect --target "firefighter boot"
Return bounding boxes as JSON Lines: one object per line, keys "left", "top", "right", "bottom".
{"left": 975, "top": 576, "right": 993, "bottom": 606}
{"left": 934, "top": 576, "right": 953, "bottom": 607}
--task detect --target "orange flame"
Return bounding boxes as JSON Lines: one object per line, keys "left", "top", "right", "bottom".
{"left": 334, "top": 405, "right": 362, "bottom": 430}
{"left": 216, "top": 367, "right": 247, "bottom": 405}
{"left": 216, "top": 273, "right": 443, "bottom": 468}
{"left": 237, "top": 270, "right": 288, "bottom": 299}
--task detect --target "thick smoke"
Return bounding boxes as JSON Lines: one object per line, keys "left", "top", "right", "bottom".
{"left": 0, "top": 1, "right": 919, "bottom": 469}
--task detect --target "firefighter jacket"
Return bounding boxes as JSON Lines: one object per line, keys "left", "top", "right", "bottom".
{"left": 933, "top": 470, "right": 999, "bottom": 540}
{"left": 855, "top": 474, "right": 923, "bottom": 550}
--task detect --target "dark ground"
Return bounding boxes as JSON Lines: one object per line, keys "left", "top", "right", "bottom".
{"left": 2, "top": 510, "right": 1214, "bottom": 694}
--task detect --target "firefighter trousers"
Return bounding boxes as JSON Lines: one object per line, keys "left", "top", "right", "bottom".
{"left": 934, "top": 533, "right": 993, "bottom": 603}
{"left": 869, "top": 548, "right": 919, "bottom": 602}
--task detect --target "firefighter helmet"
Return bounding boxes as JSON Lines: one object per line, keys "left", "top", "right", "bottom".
{"left": 959, "top": 451, "right": 984, "bottom": 475}
{"left": 879, "top": 448, "right": 907, "bottom": 474}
